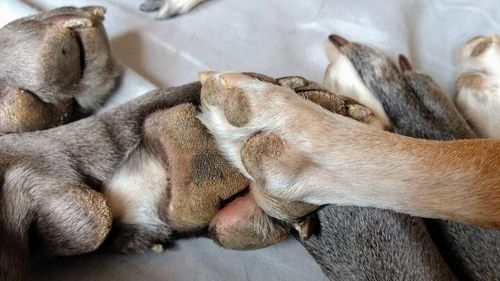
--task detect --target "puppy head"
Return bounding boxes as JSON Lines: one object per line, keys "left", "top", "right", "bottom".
{"left": 458, "top": 35, "right": 500, "bottom": 74}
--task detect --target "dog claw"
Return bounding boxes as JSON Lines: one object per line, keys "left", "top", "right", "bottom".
{"left": 150, "top": 244, "right": 165, "bottom": 253}
{"left": 398, "top": 54, "right": 413, "bottom": 72}
{"left": 328, "top": 34, "right": 350, "bottom": 48}
{"left": 83, "top": 6, "right": 106, "bottom": 18}
{"left": 293, "top": 214, "right": 319, "bottom": 241}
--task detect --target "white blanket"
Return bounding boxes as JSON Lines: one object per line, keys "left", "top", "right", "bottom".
{"left": 2, "top": 0, "right": 499, "bottom": 280}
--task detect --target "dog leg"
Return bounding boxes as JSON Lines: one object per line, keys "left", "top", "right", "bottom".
{"left": 0, "top": 83, "right": 201, "bottom": 280}
{"left": 140, "top": 0, "right": 165, "bottom": 11}
{"left": 398, "top": 55, "right": 476, "bottom": 139}
{"left": 0, "top": 174, "right": 34, "bottom": 281}
{"left": 0, "top": 168, "right": 112, "bottom": 281}
{"left": 455, "top": 35, "right": 500, "bottom": 138}
{"left": 199, "top": 71, "right": 500, "bottom": 227}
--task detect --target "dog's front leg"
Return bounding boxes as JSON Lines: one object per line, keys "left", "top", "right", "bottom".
{"left": 198, "top": 71, "right": 500, "bottom": 228}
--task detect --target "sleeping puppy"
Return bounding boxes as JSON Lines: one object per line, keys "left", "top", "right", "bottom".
{"left": 140, "top": 0, "right": 207, "bottom": 19}
{"left": 455, "top": 35, "right": 500, "bottom": 138}
{"left": 0, "top": 6, "right": 119, "bottom": 134}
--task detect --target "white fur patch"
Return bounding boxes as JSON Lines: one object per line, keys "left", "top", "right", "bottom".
{"left": 456, "top": 35, "right": 500, "bottom": 138}
{"left": 323, "top": 41, "right": 392, "bottom": 130}
{"left": 104, "top": 146, "right": 167, "bottom": 226}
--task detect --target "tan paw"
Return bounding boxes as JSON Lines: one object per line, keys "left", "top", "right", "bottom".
{"left": 198, "top": 72, "right": 374, "bottom": 220}
{"left": 456, "top": 35, "right": 500, "bottom": 138}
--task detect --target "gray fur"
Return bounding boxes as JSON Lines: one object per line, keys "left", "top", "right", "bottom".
{"left": 302, "top": 207, "right": 457, "bottom": 280}
{"left": 399, "top": 55, "right": 476, "bottom": 140}
{"left": 0, "top": 6, "right": 120, "bottom": 134}
{"left": 341, "top": 43, "right": 445, "bottom": 139}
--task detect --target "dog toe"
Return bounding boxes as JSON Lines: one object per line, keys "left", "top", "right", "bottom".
{"left": 241, "top": 132, "right": 285, "bottom": 186}
{"left": 199, "top": 72, "right": 272, "bottom": 128}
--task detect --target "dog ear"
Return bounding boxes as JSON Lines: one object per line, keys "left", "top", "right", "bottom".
{"left": 0, "top": 86, "right": 75, "bottom": 134}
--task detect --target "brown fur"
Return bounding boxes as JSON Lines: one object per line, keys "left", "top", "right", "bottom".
{"left": 471, "top": 38, "right": 493, "bottom": 57}
{"left": 456, "top": 73, "right": 486, "bottom": 91}
{"left": 143, "top": 103, "right": 249, "bottom": 231}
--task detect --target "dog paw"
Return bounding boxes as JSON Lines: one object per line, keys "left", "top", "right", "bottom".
{"left": 140, "top": 0, "right": 206, "bottom": 19}
{"left": 197, "top": 72, "right": 376, "bottom": 221}
{"left": 0, "top": 6, "right": 119, "bottom": 134}
{"left": 455, "top": 35, "right": 500, "bottom": 138}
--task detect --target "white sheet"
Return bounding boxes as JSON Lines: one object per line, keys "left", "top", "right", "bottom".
{"left": 2, "top": 0, "right": 500, "bottom": 280}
